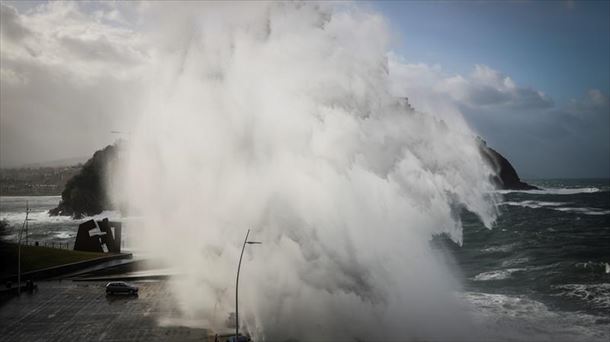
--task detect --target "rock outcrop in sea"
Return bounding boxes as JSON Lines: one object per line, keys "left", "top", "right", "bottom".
{"left": 49, "top": 143, "right": 120, "bottom": 219}
{"left": 49, "top": 131, "right": 535, "bottom": 219}
{"left": 478, "top": 138, "right": 538, "bottom": 190}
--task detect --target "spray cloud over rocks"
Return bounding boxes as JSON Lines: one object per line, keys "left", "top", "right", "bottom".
{"left": 122, "top": 2, "right": 499, "bottom": 340}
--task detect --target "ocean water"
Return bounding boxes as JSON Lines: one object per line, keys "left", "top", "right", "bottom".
{"left": 0, "top": 179, "right": 608, "bottom": 339}
{"left": 451, "top": 179, "right": 610, "bottom": 340}
{"left": 0, "top": 196, "right": 122, "bottom": 248}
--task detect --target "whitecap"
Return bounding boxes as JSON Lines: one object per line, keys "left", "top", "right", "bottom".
{"left": 497, "top": 187, "right": 601, "bottom": 195}
{"left": 0, "top": 209, "right": 124, "bottom": 226}
{"left": 552, "top": 207, "right": 610, "bottom": 216}
{"left": 472, "top": 268, "right": 526, "bottom": 281}
{"left": 499, "top": 201, "right": 610, "bottom": 215}
{"left": 501, "top": 257, "right": 530, "bottom": 267}
{"left": 54, "top": 232, "right": 74, "bottom": 239}
{"left": 552, "top": 283, "right": 610, "bottom": 309}
{"left": 481, "top": 243, "right": 516, "bottom": 253}
{"left": 501, "top": 200, "right": 567, "bottom": 209}
{"left": 461, "top": 292, "right": 610, "bottom": 341}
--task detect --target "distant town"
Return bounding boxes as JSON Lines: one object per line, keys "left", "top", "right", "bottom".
{"left": 0, "top": 166, "right": 81, "bottom": 196}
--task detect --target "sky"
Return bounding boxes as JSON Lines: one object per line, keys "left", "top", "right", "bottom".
{"left": 0, "top": 1, "right": 608, "bottom": 178}
{"left": 373, "top": 0, "right": 610, "bottom": 178}
{"left": 375, "top": 1, "right": 610, "bottom": 102}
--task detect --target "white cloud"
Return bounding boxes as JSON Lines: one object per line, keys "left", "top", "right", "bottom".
{"left": 0, "top": 1, "right": 606, "bottom": 178}
{"left": 1, "top": 2, "right": 148, "bottom": 81}
{"left": 388, "top": 55, "right": 608, "bottom": 178}
{"left": 389, "top": 56, "right": 553, "bottom": 111}
{"left": 0, "top": 2, "right": 148, "bottom": 167}
{"left": 577, "top": 89, "right": 609, "bottom": 109}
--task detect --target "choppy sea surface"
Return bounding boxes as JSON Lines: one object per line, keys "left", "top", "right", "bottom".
{"left": 452, "top": 178, "right": 610, "bottom": 340}
{"left": 1, "top": 179, "right": 609, "bottom": 340}
{"left": 0, "top": 196, "right": 123, "bottom": 248}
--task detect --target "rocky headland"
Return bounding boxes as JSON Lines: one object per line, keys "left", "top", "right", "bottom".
{"left": 49, "top": 144, "right": 120, "bottom": 219}
{"left": 478, "top": 138, "right": 538, "bottom": 190}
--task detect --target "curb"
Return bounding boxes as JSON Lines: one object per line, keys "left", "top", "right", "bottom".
{"left": 1, "top": 253, "right": 133, "bottom": 283}
{"left": 72, "top": 274, "right": 170, "bottom": 282}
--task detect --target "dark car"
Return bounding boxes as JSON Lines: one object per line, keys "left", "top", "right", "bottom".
{"left": 215, "top": 334, "right": 250, "bottom": 342}
{"left": 105, "top": 281, "right": 139, "bottom": 295}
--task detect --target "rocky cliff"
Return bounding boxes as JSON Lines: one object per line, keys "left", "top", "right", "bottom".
{"left": 49, "top": 144, "right": 120, "bottom": 219}
{"left": 478, "top": 139, "right": 538, "bottom": 190}
{"left": 48, "top": 136, "right": 536, "bottom": 219}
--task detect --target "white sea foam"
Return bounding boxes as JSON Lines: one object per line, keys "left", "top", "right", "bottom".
{"left": 118, "top": 3, "right": 499, "bottom": 340}
{"left": 553, "top": 207, "right": 610, "bottom": 216}
{"left": 500, "top": 200, "right": 610, "bottom": 216}
{"left": 497, "top": 187, "right": 601, "bottom": 195}
{"left": 481, "top": 243, "right": 516, "bottom": 254}
{"left": 0, "top": 195, "right": 61, "bottom": 201}
{"left": 0, "top": 210, "right": 70, "bottom": 225}
{"left": 472, "top": 268, "right": 526, "bottom": 281}
{"left": 461, "top": 292, "right": 610, "bottom": 342}
{"left": 0, "top": 209, "right": 122, "bottom": 226}
{"left": 552, "top": 283, "right": 610, "bottom": 310}
{"left": 501, "top": 257, "right": 530, "bottom": 267}
{"left": 0, "top": 207, "right": 125, "bottom": 245}
{"left": 54, "top": 232, "right": 74, "bottom": 239}
{"left": 575, "top": 261, "right": 610, "bottom": 274}
{"left": 501, "top": 200, "right": 567, "bottom": 209}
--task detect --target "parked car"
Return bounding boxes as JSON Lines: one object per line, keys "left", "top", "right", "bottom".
{"left": 105, "top": 281, "right": 138, "bottom": 295}
{"left": 215, "top": 333, "right": 250, "bottom": 342}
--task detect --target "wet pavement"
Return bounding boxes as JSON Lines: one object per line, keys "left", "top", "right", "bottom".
{"left": 0, "top": 280, "right": 211, "bottom": 341}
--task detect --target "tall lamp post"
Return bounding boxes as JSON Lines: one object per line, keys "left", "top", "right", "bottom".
{"left": 18, "top": 201, "right": 31, "bottom": 296}
{"left": 235, "top": 229, "right": 261, "bottom": 341}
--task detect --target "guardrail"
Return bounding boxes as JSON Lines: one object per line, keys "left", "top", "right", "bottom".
{"left": 0, "top": 252, "right": 133, "bottom": 284}
{"left": 22, "top": 239, "right": 127, "bottom": 251}
{"left": 23, "top": 240, "right": 72, "bottom": 250}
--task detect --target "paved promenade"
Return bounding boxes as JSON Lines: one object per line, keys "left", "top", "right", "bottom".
{"left": 0, "top": 280, "right": 210, "bottom": 341}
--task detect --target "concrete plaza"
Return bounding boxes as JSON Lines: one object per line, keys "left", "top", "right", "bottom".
{"left": 0, "top": 280, "right": 211, "bottom": 341}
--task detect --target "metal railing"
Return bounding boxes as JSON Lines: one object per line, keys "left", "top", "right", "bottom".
{"left": 23, "top": 240, "right": 73, "bottom": 250}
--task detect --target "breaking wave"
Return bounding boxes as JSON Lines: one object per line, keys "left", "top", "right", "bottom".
{"left": 552, "top": 283, "right": 610, "bottom": 310}
{"left": 497, "top": 187, "right": 602, "bottom": 195}
{"left": 472, "top": 268, "right": 526, "bottom": 281}
{"left": 462, "top": 292, "right": 610, "bottom": 342}
{"left": 501, "top": 200, "right": 610, "bottom": 216}
{"left": 120, "top": 2, "right": 498, "bottom": 340}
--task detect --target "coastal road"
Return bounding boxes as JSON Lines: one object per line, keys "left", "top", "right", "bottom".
{"left": 0, "top": 280, "right": 211, "bottom": 341}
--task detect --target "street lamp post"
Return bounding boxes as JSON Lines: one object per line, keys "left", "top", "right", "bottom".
{"left": 235, "top": 229, "right": 261, "bottom": 341}
{"left": 25, "top": 201, "right": 29, "bottom": 245}
{"left": 17, "top": 201, "right": 31, "bottom": 296}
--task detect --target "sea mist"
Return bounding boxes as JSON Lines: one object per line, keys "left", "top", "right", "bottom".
{"left": 122, "top": 3, "right": 498, "bottom": 340}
